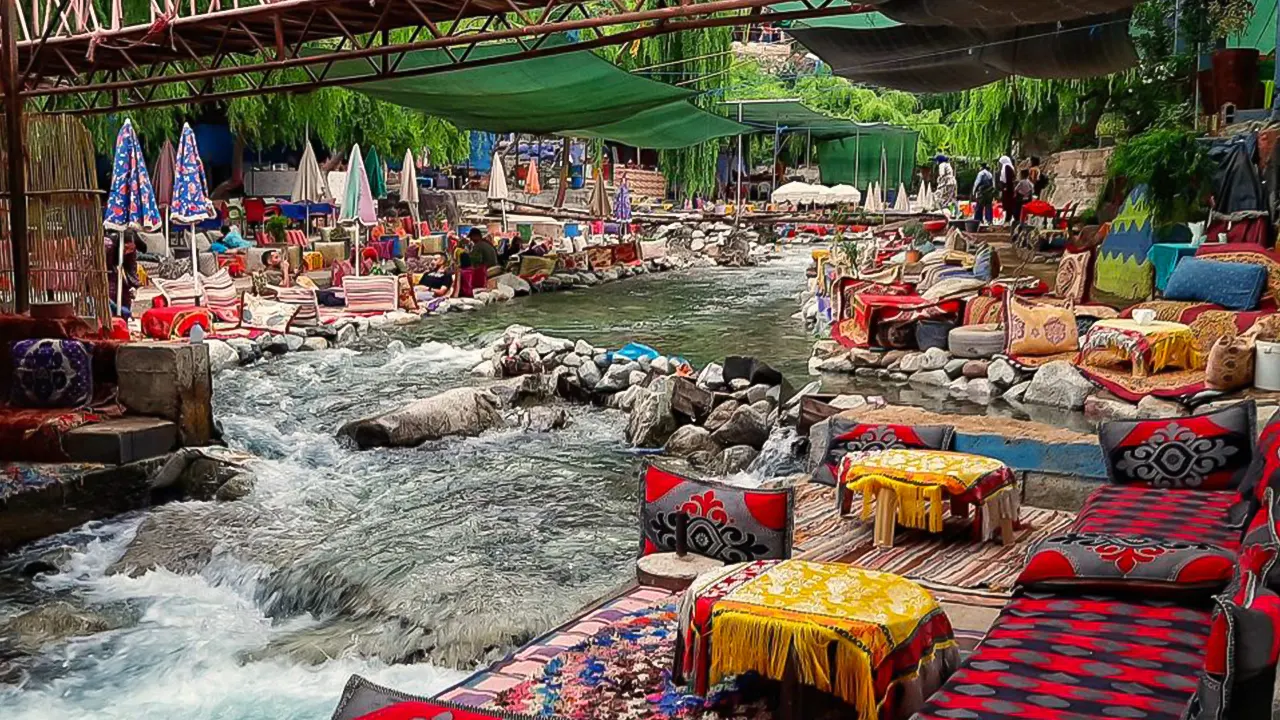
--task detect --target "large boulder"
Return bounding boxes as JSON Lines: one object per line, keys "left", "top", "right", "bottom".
{"left": 717, "top": 445, "right": 760, "bottom": 474}
{"left": 1136, "top": 395, "right": 1189, "bottom": 418}
{"left": 495, "top": 273, "right": 533, "bottom": 296}
{"left": 626, "top": 377, "right": 678, "bottom": 448}
{"left": 595, "top": 362, "right": 639, "bottom": 393}
{"left": 704, "top": 400, "right": 740, "bottom": 432}
{"left": 710, "top": 404, "right": 769, "bottom": 449}
{"left": 697, "top": 362, "right": 726, "bottom": 391}
{"left": 988, "top": 358, "right": 1020, "bottom": 388}
{"left": 665, "top": 425, "right": 722, "bottom": 458}
{"left": 206, "top": 339, "right": 239, "bottom": 372}
{"left": 337, "top": 387, "right": 504, "bottom": 448}
{"left": 577, "top": 362, "right": 602, "bottom": 390}
{"left": 1022, "top": 361, "right": 1093, "bottom": 410}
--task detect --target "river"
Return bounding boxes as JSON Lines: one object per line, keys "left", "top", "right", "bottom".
{"left": 0, "top": 250, "right": 1083, "bottom": 719}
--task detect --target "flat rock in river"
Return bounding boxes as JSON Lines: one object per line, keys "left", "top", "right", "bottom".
{"left": 337, "top": 387, "right": 503, "bottom": 449}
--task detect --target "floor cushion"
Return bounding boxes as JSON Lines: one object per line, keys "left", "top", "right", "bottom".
{"left": 1004, "top": 294, "right": 1078, "bottom": 356}
{"left": 1185, "top": 572, "right": 1280, "bottom": 720}
{"left": 1205, "top": 335, "right": 1254, "bottom": 391}
{"left": 1098, "top": 400, "right": 1256, "bottom": 491}
{"left": 241, "top": 294, "right": 298, "bottom": 333}
{"left": 342, "top": 275, "right": 398, "bottom": 313}
{"left": 913, "top": 593, "right": 1209, "bottom": 720}
{"left": 1072, "top": 485, "right": 1244, "bottom": 553}
{"left": 949, "top": 323, "right": 1004, "bottom": 358}
{"left": 638, "top": 463, "right": 792, "bottom": 563}
{"left": 1055, "top": 246, "right": 1093, "bottom": 303}
{"left": 1017, "top": 531, "right": 1235, "bottom": 595}
{"left": 1165, "top": 257, "right": 1268, "bottom": 311}
{"left": 332, "top": 674, "right": 553, "bottom": 720}
{"left": 140, "top": 306, "right": 214, "bottom": 341}
{"left": 272, "top": 286, "right": 320, "bottom": 327}
{"left": 202, "top": 269, "right": 240, "bottom": 324}
{"left": 10, "top": 339, "right": 93, "bottom": 408}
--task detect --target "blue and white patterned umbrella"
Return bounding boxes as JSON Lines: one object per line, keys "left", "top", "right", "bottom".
{"left": 169, "top": 123, "right": 214, "bottom": 223}
{"left": 613, "top": 181, "right": 632, "bottom": 222}
{"left": 103, "top": 119, "right": 161, "bottom": 232}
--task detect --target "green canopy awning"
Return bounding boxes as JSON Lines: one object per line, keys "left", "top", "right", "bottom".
{"left": 1229, "top": 0, "right": 1277, "bottom": 52}
{"left": 769, "top": 0, "right": 899, "bottom": 29}
{"left": 720, "top": 99, "right": 917, "bottom": 141}
{"left": 325, "top": 40, "right": 750, "bottom": 149}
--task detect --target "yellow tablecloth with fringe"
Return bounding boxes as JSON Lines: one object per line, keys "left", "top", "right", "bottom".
{"left": 842, "top": 448, "right": 1015, "bottom": 533}
{"left": 678, "top": 559, "right": 953, "bottom": 719}
{"left": 1078, "top": 318, "right": 1204, "bottom": 377}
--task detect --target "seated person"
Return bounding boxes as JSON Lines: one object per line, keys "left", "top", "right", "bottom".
{"left": 221, "top": 226, "right": 253, "bottom": 250}
{"left": 415, "top": 254, "right": 454, "bottom": 301}
{"left": 251, "top": 250, "right": 290, "bottom": 296}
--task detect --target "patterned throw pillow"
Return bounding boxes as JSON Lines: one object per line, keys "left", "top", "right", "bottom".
{"left": 10, "top": 339, "right": 93, "bottom": 409}
{"left": 1098, "top": 400, "right": 1256, "bottom": 490}
{"left": 1236, "top": 410, "right": 1280, "bottom": 521}
{"left": 1016, "top": 532, "right": 1236, "bottom": 594}
{"left": 1166, "top": 257, "right": 1268, "bottom": 311}
{"left": 396, "top": 275, "right": 418, "bottom": 312}
{"left": 1054, "top": 247, "right": 1091, "bottom": 304}
{"left": 811, "top": 419, "right": 954, "bottom": 486}
{"left": 1003, "top": 294, "right": 1078, "bottom": 357}
{"left": 1185, "top": 572, "right": 1280, "bottom": 720}
{"left": 638, "top": 463, "right": 792, "bottom": 563}
{"left": 1205, "top": 335, "right": 1254, "bottom": 391}
{"left": 242, "top": 293, "right": 299, "bottom": 333}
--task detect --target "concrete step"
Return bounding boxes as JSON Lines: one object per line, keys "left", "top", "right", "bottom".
{"left": 64, "top": 417, "right": 177, "bottom": 465}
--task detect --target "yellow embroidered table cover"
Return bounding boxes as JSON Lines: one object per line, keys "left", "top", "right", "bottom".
{"left": 679, "top": 559, "right": 949, "bottom": 719}
{"left": 842, "top": 448, "right": 1014, "bottom": 532}
{"left": 1078, "top": 318, "right": 1204, "bottom": 377}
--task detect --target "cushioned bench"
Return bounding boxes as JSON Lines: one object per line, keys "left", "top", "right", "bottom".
{"left": 913, "top": 593, "right": 1210, "bottom": 720}
{"left": 1073, "top": 485, "right": 1243, "bottom": 552}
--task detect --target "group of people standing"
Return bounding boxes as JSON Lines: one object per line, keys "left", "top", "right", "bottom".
{"left": 971, "top": 155, "right": 1048, "bottom": 226}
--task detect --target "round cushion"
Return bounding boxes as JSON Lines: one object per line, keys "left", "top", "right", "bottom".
{"left": 949, "top": 323, "right": 1005, "bottom": 358}
{"left": 916, "top": 319, "right": 957, "bottom": 351}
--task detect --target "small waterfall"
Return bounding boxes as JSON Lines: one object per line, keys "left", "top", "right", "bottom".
{"left": 739, "top": 425, "right": 801, "bottom": 483}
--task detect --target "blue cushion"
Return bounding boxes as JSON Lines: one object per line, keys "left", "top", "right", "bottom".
{"left": 1164, "top": 257, "right": 1267, "bottom": 310}
{"left": 10, "top": 339, "right": 93, "bottom": 408}
{"left": 973, "top": 245, "right": 994, "bottom": 281}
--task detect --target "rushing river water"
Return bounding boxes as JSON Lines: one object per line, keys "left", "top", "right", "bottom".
{"left": 0, "top": 250, "right": 1087, "bottom": 719}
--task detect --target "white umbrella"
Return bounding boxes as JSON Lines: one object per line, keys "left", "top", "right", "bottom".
{"left": 829, "top": 184, "right": 862, "bottom": 205}
{"left": 339, "top": 144, "right": 377, "bottom": 277}
{"left": 488, "top": 151, "right": 509, "bottom": 231}
{"left": 863, "top": 182, "right": 878, "bottom": 212}
{"left": 291, "top": 132, "right": 330, "bottom": 238}
{"left": 893, "top": 182, "right": 910, "bottom": 212}
{"left": 772, "top": 180, "right": 811, "bottom": 205}
{"left": 401, "top": 149, "right": 420, "bottom": 228}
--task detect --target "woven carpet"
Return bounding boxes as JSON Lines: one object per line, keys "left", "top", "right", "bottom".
{"left": 791, "top": 482, "right": 1075, "bottom": 595}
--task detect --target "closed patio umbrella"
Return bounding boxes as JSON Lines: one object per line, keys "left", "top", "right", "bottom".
{"left": 400, "top": 149, "right": 419, "bottom": 227}
{"left": 340, "top": 145, "right": 377, "bottom": 276}
{"left": 103, "top": 118, "right": 161, "bottom": 310}
{"left": 170, "top": 123, "right": 216, "bottom": 294}
{"left": 153, "top": 138, "right": 176, "bottom": 243}
{"left": 292, "top": 133, "right": 330, "bottom": 236}
{"left": 365, "top": 145, "right": 386, "bottom": 199}
{"left": 488, "top": 151, "right": 510, "bottom": 231}
{"left": 524, "top": 157, "right": 541, "bottom": 196}
{"left": 589, "top": 168, "right": 611, "bottom": 219}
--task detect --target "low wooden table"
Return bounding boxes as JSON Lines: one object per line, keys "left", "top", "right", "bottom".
{"left": 839, "top": 448, "right": 1019, "bottom": 548}
{"left": 676, "top": 559, "right": 958, "bottom": 720}
{"left": 1078, "top": 318, "right": 1204, "bottom": 378}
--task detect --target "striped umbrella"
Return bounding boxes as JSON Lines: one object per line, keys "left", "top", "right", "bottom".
{"left": 613, "top": 181, "right": 631, "bottom": 221}
{"left": 365, "top": 145, "right": 386, "bottom": 199}
{"left": 340, "top": 145, "right": 377, "bottom": 276}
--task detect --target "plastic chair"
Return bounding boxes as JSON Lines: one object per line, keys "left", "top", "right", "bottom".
{"left": 243, "top": 197, "right": 267, "bottom": 230}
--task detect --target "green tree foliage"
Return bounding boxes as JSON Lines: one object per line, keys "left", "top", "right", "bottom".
{"left": 1105, "top": 128, "right": 1214, "bottom": 225}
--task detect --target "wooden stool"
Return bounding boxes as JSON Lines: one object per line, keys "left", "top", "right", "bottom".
{"left": 637, "top": 552, "right": 724, "bottom": 592}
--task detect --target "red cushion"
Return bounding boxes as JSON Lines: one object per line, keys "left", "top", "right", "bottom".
{"left": 914, "top": 594, "right": 1209, "bottom": 720}
{"left": 638, "top": 464, "right": 792, "bottom": 562}
{"left": 1016, "top": 532, "right": 1236, "bottom": 595}
{"left": 1097, "top": 401, "right": 1256, "bottom": 491}
{"left": 1072, "top": 486, "right": 1242, "bottom": 552}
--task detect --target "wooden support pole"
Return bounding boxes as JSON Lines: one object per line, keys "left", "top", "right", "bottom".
{"left": 3, "top": 0, "right": 28, "bottom": 314}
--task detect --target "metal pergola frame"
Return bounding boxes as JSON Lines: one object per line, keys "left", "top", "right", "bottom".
{"left": 11, "top": 0, "right": 869, "bottom": 113}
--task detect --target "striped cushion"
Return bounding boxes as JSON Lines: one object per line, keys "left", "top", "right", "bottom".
{"left": 342, "top": 276, "right": 398, "bottom": 313}
{"left": 285, "top": 229, "right": 309, "bottom": 247}
{"left": 154, "top": 276, "right": 200, "bottom": 306}
{"left": 273, "top": 285, "right": 320, "bottom": 327}
{"left": 203, "top": 269, "right": 241, "bottom": 324}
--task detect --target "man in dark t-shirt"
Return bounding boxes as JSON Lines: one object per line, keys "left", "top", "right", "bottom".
{"left": 417, "top": 253, "right": 454, "bottom": 298}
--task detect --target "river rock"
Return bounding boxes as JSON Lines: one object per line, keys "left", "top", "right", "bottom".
{"left": 946, "top": 377, "right": 969, "bottom": 394}
{"left": 967, "top": 378, "right": 995, "bottom": 401}
{"left": 749, "top": 399, "right": 772, "bottom": 418}
{"left": 705, "top": 400, "right": 740, "bottom": 432}
{"left": 593, "top": 353, "right": 611, "bottom": 369}
{"left": 920, "top": 347, "right": 951, "bottom": 371}
{"left": 849, "top": 349, "right": 884, "bottom": 367}
{"left": 534, "top": 335, "right": 573, "bottom": 356}
{"left": 944, "top": 358, "right": 967, "bottom": 379}
{"left": 909, "top": 369, "right": 950, "bottom": 386}
{"left": 729, "top": 378, "right": 751, "bottom": 391}
{"left": 1022, "top": 361, "right": 1093, "bottom": 409}
{"left": 881, "top": 350, "right": 908, "bottom": 369}
{"left": 697, "top": 362, "right": 726, "bottom": 391}
{"left": 525, "top": 407, "right": 570, "bottom": 433}
{"left": 561, "top": 353, "right": 584, "bottom": 368}
{"left": 1085, "top": 392, "right": 1140, "bottom": 421}
{"left": 1136, "top": 396, "right": 1189, "bottom": 418}
{"left": 335, "top": 323, "right": 358, "bottom": 347}
{"left": 496, "top": 274, "right": 532, "bottom": 296}
{"left": 488, "top": 374, "right": 547, "bottom": 408}
{"left": 816, "top": 354, "right": 855, "bottom": 373}
{"left": 717, "top": 445, "right": 760, "bottom": 474}
{"left": 784, "top": 381, "right": 821, "bottom": 410}
{"left": 988, "top": 358, "right": 1019, "bottom": 388}
{"left": 898, "top": 352, "right": 925, "bottom": 373}
{"left": 962, "top": 360, "right": 990, "bottom": 379}
{"left": 0, "top": 601, "right": 129, "bottom": 654}
{"left": 574, "top": 339, "right": 595, "bottom": 356}
{"left": 283, "top": 334, "right": 305, "bottom": 352}
{"left": 745, "top": 384, "right": 771, "bottom": 405}
{"left": 596, "top": 362, "right": 639, "bottom": 393}
{"left": 711, "top": 404, "right": 769, "bottom": 449}
{"left": 830, "top": 394, "right": 867, "bottom": 410}
{"left": 665, "top": 425, "right": 723, "bottom": 458}
{"left": 577, "top": 361, "right": 603, "bottom": 390}
{"left": 203, "top": 339, "right": 237, "bottom": 373}
{"left": 471, "top": 360, "right": 499, "bottom": 378}
{"left": 651, "top": 356, "right": 672, "bottom": 375}
{"left": 214, "top": 471, "right": 256, "bottom": 501}
{"left": 612, "top": 384, "right": 649, "bottom": 413}
{"left": 1003, "top": 380, "right": 1031, "bottom": 403}
{"left": 337, "top": 387, "right": 504, "bottom": 449}
{"left": 228, "top": 337, "right": 258, "bottom": 364}
{"left": 628, "top": 370, "right": 648, "bottom": 388}
{"left": 626, "top": 376, "right": 678, "bottom": 448}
